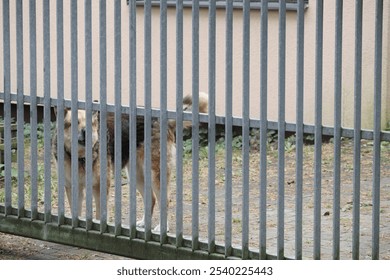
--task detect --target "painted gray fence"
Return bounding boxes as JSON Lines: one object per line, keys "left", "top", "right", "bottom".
{"left": 0, "top": 0, "right": 389, "bottom": 260}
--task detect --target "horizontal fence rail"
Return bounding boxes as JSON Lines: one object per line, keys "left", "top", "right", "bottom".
{"left": 0, "top": 0, "right": 389, "bottom": 260}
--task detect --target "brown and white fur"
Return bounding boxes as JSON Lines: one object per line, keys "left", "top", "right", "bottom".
{"left": 52, "top": 108, "right": 109, "bottom": 220}
{"left": 52, "top": 92, "right": 208, "bottom": 231}
{"left": 132, "top": 92, "right": 208, "bottom": 232}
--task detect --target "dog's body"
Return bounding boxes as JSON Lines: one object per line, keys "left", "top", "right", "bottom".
{"left": 52, "top": 92, "right": 208, "bottom": 231}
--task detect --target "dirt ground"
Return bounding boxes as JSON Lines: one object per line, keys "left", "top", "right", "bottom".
{"left": 0, "top": 232, "right": 131, "bottom": 260}
{"left": 174, "top": 138, "right": 390, "bottom": 259}
{"left": 1, "top": 138, "right": 390, "bottom": 259}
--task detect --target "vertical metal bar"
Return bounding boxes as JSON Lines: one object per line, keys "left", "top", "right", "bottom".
{"left": 16, "top": 0, "right": 25, "bottom": 218}
{"left": 277, "top": 0, "right": 286, "bottom": 260}
{"left": 295, "top": 0, "right": 305, "bottom": 260}
{"left": 224, "top": 0, "right": 233, "bottom": 258}
{"left": 175, "top": 0, "right": 184, "bottom": 248}
{"left": 57, "top": 0, "right": 65, "bottom": 226}
{"left": 333, "top": 0, "right": 343, "bottom": 260}
{"left": 208, "top": 0, "right": 216, "bottom": 254}
{"left": 99, "top": 0, "right": 108, "bottom": 232}
{"left": 242, "top": 0, "right": 250, "bottom": 260}
{"left": 159, "top": 0, "right": 168, "bottom": 243}
{"left": 352, "top": 0, "right": 363, "bottom": 260}
{"left": 314, "top": 0, "right": 323, "bottom": 260}
{"left": 85, "top": 0, "right": 93, "bottom": 230}
{"left": 129, "top": 0, "right": 137, "bottom": 239}
{"left": 144, "top": 0, "right": 153, "bottom": 240}
{"left": 191, "top": 0, "right": 200, "bottom": 251}
{"left": 114, "top": 0, "right": 122, "bottom": 236}
{"left": 71, "top": 0, "right": 79, "bottom": 228}
{"left": 3, "top": 0, "right": 12, "bottom": 215}
{"left": 29, "top": 0, "right": 38, "bottom": 220}
{"left": 43, "top": 0, "right": 52, "bottom": 223}
{"left": 259, "top": 0, "right": 268, "bottom": 260}
{"left": 372, "top": 0, "right": 383, "bottom": 261}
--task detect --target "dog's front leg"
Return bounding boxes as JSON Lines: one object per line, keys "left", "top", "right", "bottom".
{"left": 93, "top": 183, "right": 101, "bottom": 220}
{"left": 78, "top": 186, "right": 85, "bottom": 218}
{"left": 65, "top": 185, "right": 72, "bottom": 215}
{"left": 65, "top": 185, "right": 83, "bottom": 218}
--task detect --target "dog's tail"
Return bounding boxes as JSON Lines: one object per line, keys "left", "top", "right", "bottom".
{"left": 169, "top": 91, "right": 209, "bottom": 131}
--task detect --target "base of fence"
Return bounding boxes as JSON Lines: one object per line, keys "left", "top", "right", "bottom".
{"left": 0, "top": 213, "right": 228, "bottom": 260}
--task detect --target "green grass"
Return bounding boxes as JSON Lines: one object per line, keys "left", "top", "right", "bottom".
{"left": 0, "top": 122, "right": 57, "bottom": 208}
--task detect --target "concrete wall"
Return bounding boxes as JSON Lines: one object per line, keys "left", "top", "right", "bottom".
{"left": 1, "top": 0, "right": 389, "bottom": 129}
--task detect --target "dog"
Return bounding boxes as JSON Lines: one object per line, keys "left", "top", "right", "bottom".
{"left": 52, "top": 108, "right": 108, "bottom": 220}
{"left": 52, "top": 92, "right": 208, "bottom": 231}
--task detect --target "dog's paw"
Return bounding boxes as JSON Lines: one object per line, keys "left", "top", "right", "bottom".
{"left": 153, "top": 224, "right": 170, "bottom": 233}
{"left": 136, "top": 219, "right": 145, "bottom": 228}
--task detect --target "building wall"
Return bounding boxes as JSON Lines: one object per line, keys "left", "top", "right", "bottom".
{"left": 0, "top": 0, "right": 389, "bottom": 129}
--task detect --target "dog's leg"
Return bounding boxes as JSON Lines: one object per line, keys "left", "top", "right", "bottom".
{"left": 65, "top": 185, "right": 83, "bottom": 218}
{"left": 136, "top": 178, "right": 145, "bottom": 228}
{"left": 93, "top": 182, "right": 100, "bottom": 220}
{"left": 137, "top": 186, "right": 157, "bottom": 230}
{"left": 78, "top": 185, "right": 85, "bottom": 218}
{"left": 135, "top": 164, "right": 157, "bottom": 228}
{"left": 65, "top": 185, "right": 72, "bottom": 216}
{"left": 123, "top": 162, "right": 145, "bottom": 228}
{"left": 134, "top": 161, "right": 144, "bottom": 228}
{"left": 151, "top": 170, "right": 170, "bottom": 232}
{"left": 106, "top": 167, "right": 112, "bottom": 222}
{"left": 125, "top": 164, "right": 150, "bottom": 229}
{"left": 124, "top": 165, "right": 130, "bottom": 186}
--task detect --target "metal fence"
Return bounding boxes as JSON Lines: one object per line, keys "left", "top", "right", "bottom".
{"left": 0, "top": 0, "right": 389, "bottom": 260}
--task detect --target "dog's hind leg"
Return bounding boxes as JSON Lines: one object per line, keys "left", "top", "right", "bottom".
{"left": 123, "top": 164, "right": 143, "bottom": 227}
{"left": 135, "top": 174, "right": 146, "bottom": 228}
{"left": 123, "top": 164, "right": 149, "bottom": 229}
{"left": 151, "top": 170, "right": 170, "bottom": 232}
{"left": 135, "top": 165, "right": 157, "bottom": 229}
